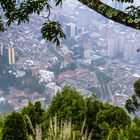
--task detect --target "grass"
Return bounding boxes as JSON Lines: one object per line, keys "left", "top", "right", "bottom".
{"left": 27, "top": 115, "right": 91, "bottom": 140}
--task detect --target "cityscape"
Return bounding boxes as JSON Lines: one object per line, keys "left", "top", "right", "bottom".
{"left": 0, "top": 0, "right": 140, "bottom": 114}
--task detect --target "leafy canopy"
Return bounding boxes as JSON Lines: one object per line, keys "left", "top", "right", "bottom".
{"left": 125, "top": 78, "right": 140, "bottom": 115}
{"left": 45, "top": 86, "right": 131, "bottom": 140}
{"left": 2, "top": 112, "right": 27, "bottom": 140}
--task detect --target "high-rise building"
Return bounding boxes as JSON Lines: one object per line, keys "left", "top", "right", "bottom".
{"left": 101, "top": 24, "right": 108, "bottom": 40}
{"left": 8, "top": 47, "right": 15, "bottom": 64}
{"left": 123, "top": 38, "right": 138, "bottom": 61}
{"left": 0, "top": 43, "right": 3, "bottom": 56}
{"left": 0, "top": 43, "right": 15, "bottom": 65}
{"left": 134, "top": 33, "right": 140, "bottom": 53}
{"left": 123, "top": 39, "right": 133, "bottom": 60}
{"left": 123, "top": 45, "right": 131, "bottom": 61}
{"left": 66, "top": 23, "right": 77, "bottom": 38}
{"left": 108, "top": 38, "right": 117, "bottom": 58}
{"left": 119, "top": 32, "right": 125, "bottom": 54}
{"left": 106, "top": 25, "right": 115, "bottom": 40}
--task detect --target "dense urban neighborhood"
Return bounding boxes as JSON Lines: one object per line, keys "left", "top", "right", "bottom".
{"left": 0, "top": 0, "right": 140, "bottom": 114}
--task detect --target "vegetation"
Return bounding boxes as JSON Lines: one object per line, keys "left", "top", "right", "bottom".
{"left": 0, "top": 68, "right": 45, "bottom": 94}
{"left": 0, "top": 86, "right": 139, "bottom": 140}
{"left": 0, "top": 0, "right": 139, "bottom": 139}
{"left": 95, "top": 69, "right": 112, "bottom": 85}
{"left": 92, "top": 58, "right": 107, "bottom": 67}
{"left": 45, "top": 86, "right": 87, "bottom": 128}
{"left": 45, "top": 116, "right": 92, "bottom": 140}
{"left": 125, "top": 78, "right": 140, "bottom": 115}
{"left": 2, "top": 112, "right": 27, "bottom": 140}
{"left": 20, "top": 73, "right": 45, "bottom": 93}
{"left": 22, "top": 102, "right": 44, "bottom": 128}
{"left": 48, "top": 62, "right": 77, "bottom": 75}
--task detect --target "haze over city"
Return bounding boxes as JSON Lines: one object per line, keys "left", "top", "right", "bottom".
{"left": 0, "top": 0, "right": 140, "bottom": 114}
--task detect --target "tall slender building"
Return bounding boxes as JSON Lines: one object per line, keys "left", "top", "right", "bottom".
{"left": 123, "top": 37, "right": 139, "bottom": 61}
{"left": 123, "top": 40, "right": 132, "bottom": 61}
{"left": 0, "top": 43, "right": 3, "bottom": 56}
{"left": 8, "top": 47, "right": 15, "bottom": 64}
{"left": 66, "top": 23, "right": 77, "bottom": 38}
{"left": 108, "top": 38, "right": 117, "bottom": 58}
{"left": 119, "top": 32, "right": 125, "bottom": 54}
{"left": 0, "top": 44, "right": 15, "bottom": 65}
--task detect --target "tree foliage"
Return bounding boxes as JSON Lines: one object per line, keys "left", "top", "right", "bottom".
{"left": 134, "top": 78, "right": 140, "bottom": 98}
{"left": 0, "top": 86, "right": 139, "bottom": 140}
{"left": 46, "top": 86, "right": 87, "bottom": 127}
{"left": 2, "top": 112, "right": 27, "bottom": 140}
{"left": 96, "top": 106, "right": 131, "bottom": 129}
{"left": 107, "top": 127, "right": 118, "bottom": 140}
{"left": 44, "top": 86, "right": 131, "bottom": 140}
{"left": 21, "top": 74, "right": 45, "bottom": 93}
{"left": 125, "top": 79, "right": 140, "bottom": 115}
{"left": 85, "top": 94, "right": 104, "bottom": 139}
{"left": 79, "top": 0, "right": 140, "bottom": 29}
{"left": 125, "top": 118, "right": 140, "bottom": 140}
{"left": 0, "top": 117, "right": 5, "bottom": 140}
{"left": 22, "top": 102, "right": 44, "bottom": 128}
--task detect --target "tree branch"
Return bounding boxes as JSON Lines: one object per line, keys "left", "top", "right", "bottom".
{"left": 78, "top": 0, "right": 140, "bottom": 30}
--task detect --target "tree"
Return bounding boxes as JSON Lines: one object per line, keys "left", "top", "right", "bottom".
{"left": 22, "top": 102, "right": 44, "bottom": 128}
{"left": 45, "top": 86, "right": 87, "bottom": 127}
{"left": 134, "top": 78, "right": 140, "bottom": 98}
{"left": 85, "top": 94, "right": 104, "bottom": 139}
{"left": 79, "top": 0, "right": 140, "bottom": 30}
{"left": 96, "top": 106, "right": 131, "bottom": 139}
{"left": 2, "top": 112, "right": 27, "bottom": 140}
{"left": 0, "top": 88, "right": 135, "bottom": 140}
{"left": 45, "top": 88, "right": 132, "bottom": 140}
{"left": 21, "top": 102, "right": 45, "bottom": 139}
{"left": 0, "top": 0, "right": 140, "bottom": 46}
{"left": 21, "top": 75, "right": 45, "bottom": 93}
{"left": 0, "top": 117, "right": 4, "bottom": 140}
{"left": 125, "top": 79, "right": 140, "bottom": 115}
{"left": 107, "top": 127, "right": 118, "bottom": 140}
{"left": 125, "top": 118, "right": 140, "bottom": 140}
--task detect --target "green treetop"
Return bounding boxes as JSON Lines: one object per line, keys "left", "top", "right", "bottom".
{"left": 2, "top": 112, "right": 28, "bottom": 140}
{"left": 46, "top": 86, "right": 87, "bottom": 127}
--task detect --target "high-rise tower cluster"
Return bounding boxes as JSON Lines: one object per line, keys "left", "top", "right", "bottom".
{"left": 107, "top": 28, "right": 139, "bottom": 61}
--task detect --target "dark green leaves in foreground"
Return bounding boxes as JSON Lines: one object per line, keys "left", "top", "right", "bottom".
{"left": 0, "top": 0, "right": 65, "bottom": 46}
{"left": 1, "top": 86, "right": 140, "bottom": 140}
{"left": 125, "top": 78, "right": 140, "bottom": 114}
{"left": 2, "top": 112, "right": 27, "bottom": 140}
{"left": 126, "top": 6, "right": 140, "bottom": 18}
{"left": 0, "top": 23, "right": 5, "bottom": 32}
{"left": 113, "top": 0, "right": 134, "bottom": 3}
{"left": 41, "top": 21, "right": 66, "bottom": 46}
{"left": 0, "top": 17, "right": 5, "bottom": 32}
